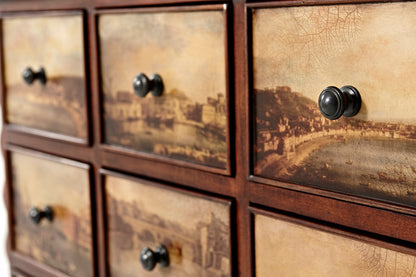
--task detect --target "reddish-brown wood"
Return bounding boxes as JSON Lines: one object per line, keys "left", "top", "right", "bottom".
{"left": 3, "top": 127, "right": 94, "bottom": 163}
{"left": 249, "top": 182, "right": 416, "bottom": 244}
{"left": 100, "top": 148, "right": 237, "bottom": 197}
{"left": 0, "top": 0, "right": 416, "bottom": 277}
{"left": 233, "top": 1, "right": 252, "bottom": 277}
{"left": 10, "top": 252, "right": 72, "bottom": 277}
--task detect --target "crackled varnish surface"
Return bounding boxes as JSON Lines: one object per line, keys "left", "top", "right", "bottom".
{"left": 252, "top": 2, "right": 416, "bottom": 207}
{"left": 255, "top": 213, "right": 416, "bottom": 276}
{"left": 99, "top": 9, "right": 228, "bottom": 169}
{"left": 3, "top": 15, "right": 87, "bottom": 139}
{"left": 10, "top": 151, "right": 92, "bottom": 277}
{"left": 105, "top": 174, "right": 231, "bottom": 277}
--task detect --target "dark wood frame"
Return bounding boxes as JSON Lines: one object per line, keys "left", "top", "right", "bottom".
{"left": 0, "top": 10, "right": 92, "bottom": 145}
{"left": 0, "top": 0, "right": 415, "bottom": 277}
{"left": 3, "top": 145, "right": 96, "bottom": 277}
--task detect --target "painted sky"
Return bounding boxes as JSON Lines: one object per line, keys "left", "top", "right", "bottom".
{"left": 3, "top": 15, "right": 84, "bottom": 84}
{"left": 106, "top": 175, "right": 230, "bottom": 231}
{"left": 99, "top": 10, "right": 226, "bottom": 104}
{"left": 12, "top": 152, "right": 90, "bottom": 216}
{"left": 253, "top": 2, "right": 416, "bottom": 123}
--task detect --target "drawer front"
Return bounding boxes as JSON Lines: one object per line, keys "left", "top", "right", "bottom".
{"left": 10, "top": 151, "right": 93, "bottom": 277}
{"left": 104, "top": 174, "right": 232, "bottom": 276}
{"left": 255, "top": 213, "right": 416, "bottom": 276}
{"left": 99, "top": 8, "right": 229, "bottom": 170}
{"left": 3, "top": 14, "right": 88, "bottom": 140}
{"left": 251, "top": 2, "right": 416, "bottom": 207}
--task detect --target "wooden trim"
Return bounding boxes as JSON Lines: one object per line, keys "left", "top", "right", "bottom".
{"left": 92, "top": 0, "right": 230, "bottom": 8}
{"left": 233, "top": 1, "right": 253, "bottom": 277}
{"left": 250, "top": 175, "right": 416, "bottom": 216}
{"left": 250, "top": 206, "right": 416, "bottom": 258}
{"left": 0, "top": 18, "right": 6, "bottom": 128}
{"left": 5, "top": 145, "right": 90, "bottom": 170}
{"left": 3, "top": 129, "right": 94, "bottom": 164}
{"left": 249, "top": 182, "right": 416, "bottom": 244}
{"left": 94, "top": 167, "right": 106, "bottom": 277}
{"left": 100, "top": 168, "right": 235, "bottom": 204}
{"left": 100, "top": 148, "right": 237, "bottom": 196}
{"left": 246, "top": 0, "right": 408, "bottom": 8}
{"left": 9, "top": 252, "right": 71, "bottom": 277}
{"left": 95, "top": 3, "right": 228, "bottom": 14}
{"left": 2, "top": 146, "right": 13, "bottom": 269}
{"left": 0, "top": 9, "right": 84, "bottom": 18}
{"left": 4, "top": 125, "right": 88, "bottom": 145}
{"left": 0, "top": 1, "right": 87, "bottom": 13}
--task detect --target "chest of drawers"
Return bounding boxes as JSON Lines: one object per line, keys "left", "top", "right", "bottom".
{"left": 2, "top": 0, "right": 416, "bottom": 276}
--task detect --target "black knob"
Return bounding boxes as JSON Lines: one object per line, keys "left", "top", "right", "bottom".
{"left": 22, "top": 67, "right": 47, "bottom": 85}
{"left": 29, "top": 206, "right": 53, "bottom": 225}
{"left": 133, "top": 73, "right": 164, "bottom": 97}
{"left": 318, "top": 85, "right": 361, "bottom": 120}
{"left": 140, "top": 245, "right": 169, "bottom": 271}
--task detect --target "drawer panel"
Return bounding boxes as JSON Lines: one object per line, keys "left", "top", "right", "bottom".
{"left": 251, "top": 2, "right": 416, "bottom": 207}
{"left": 104, "top": 173, "right": 232, "bottom": 276}
{"left": 98, "top": 7, "right": 229, "bottom": 170}
{"left": 10, "top": 150, "right": 93, "bottom": 277}
{"left": 3, "top": 14, "right": 88, "bottom": 140}
{"left": 254, "top": 212, "right": 416, "bottom": 276}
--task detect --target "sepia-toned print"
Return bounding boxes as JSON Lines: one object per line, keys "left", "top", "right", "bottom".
{"left": 252, "top": 2, "right": 416, "bottom": 207}
{"left": 3, "top": 15, "right": 87, "bottom": 139}
{"left": 105, "top": 175, "right": 232, "bottom": 277}
{"left": 11, "top": 151, "right": 93, "bottom": 277}
{"left": 99, "top": 10, "right": 228, "bottom": 169}
{"left": 255, "top": 214, "right": 416, "bottom": 276}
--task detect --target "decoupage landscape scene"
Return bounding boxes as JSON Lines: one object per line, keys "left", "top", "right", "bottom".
{"left": 105, "top": 175, "right": 231, "bottom": 277}
{"left": 99, "top": 11, "right": 228, "bottom": 169}
{"left": 253, "top": 3, "right": 416, "bottom": 206}
{"left": 255, "top": 214, "right": 416, "bottom": 276}
{"left": 3, "top": 15, "right": 87, "bottom": 139}
{"left": 11, "top": 152, "right": 92, "bottom": 277}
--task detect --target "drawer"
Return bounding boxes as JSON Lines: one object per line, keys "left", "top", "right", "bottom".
{"left": 98, "top": 6, "right": 230, "bottom": 171}
{"left": 2, "top": 13, "right": 88, "bottom": 141}
{"left": 10, "top": 149, "right": 93, "bottom": 277}
{"left": 254, "top": 210, "right": 416, "bottom": 276}
{"left": 103, "top": 172, "right": 232, "bottom": 276}
{"left": 251, "top": 2, "right": 416, "bottom": 207}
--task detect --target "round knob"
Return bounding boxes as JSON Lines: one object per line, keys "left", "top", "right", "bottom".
{"left": 140, "top": 245, "right": 169, "bottom": 271}
{"left": 133, "top": 73, "right": 164, "bottom": 97}
{"left": 318, "top": 85, "right": 361, "bottom": 120}
{"left": 29, "top": 206, "right": 53, "bottom": 225}
{"left": 22, "top": 67, "right": 47, "bottom": 85}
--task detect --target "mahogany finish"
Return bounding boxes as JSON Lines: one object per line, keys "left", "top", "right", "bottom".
{"left": 0, "top": 0, "right": 416, "bottom": 276}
